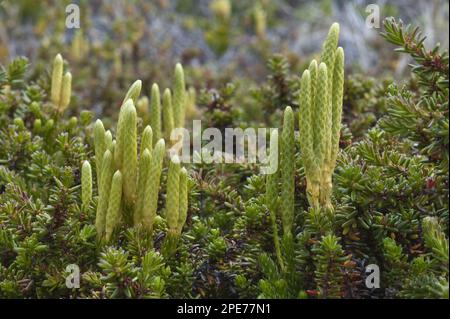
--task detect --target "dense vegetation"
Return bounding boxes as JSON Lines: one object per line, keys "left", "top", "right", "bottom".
{"left": 0, "top": 1, "right": 448, "bottom": 299}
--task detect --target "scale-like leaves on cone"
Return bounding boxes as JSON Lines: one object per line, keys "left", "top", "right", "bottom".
{"left": 173, "top": 63, "right": 186, "bottom": 128}
{"left": 297, "top": 24, "right": 344, "bottom": 211}
{"left": 122, "top": 101, "right": 138, "bottom": 205}
{"left": 140, "top": 125, "right": 153, "bottom": 159}
{"left": 299, "top": 68, "right": 319, "bottom": 208}
{"left": 150, "top": 83, "right": 162, "bottom": 144}
{"left": 166, "top": 155, "right": 180, "bottom": 232}
{"left": 81, "top": 161, "right": 92, "bottom": 210}
{"left": 141, "top": 139, "right": 166, "bottom": 232}
{"left": 95, "top": 150, "right": 114, "bottom": 239}
{"left": 51, "top": 54, "right": 63, "bottom": 106}
{"left": 330, "top": 47, "right": 344, "bottom": 173}
{"left": 266, "top": 129, "right": 284, "bottom": 269}
{"left": 105, "top": 130, "right": 113, "bottom": 151}
{"left": 320, "top": 23, "right": 340, "bottom": 92}
{"left": 280, "top": 106, "right": 295, "bottom": 234}
{"left": 315, "top": 63, "right": 329, "bottom": 170}
{"left": 94, "top": 120, "right": 106, "bottom": 186}
{"left": 309, "top": 60, "right": 319, "bottom": 150}
{"left": 299, "top": 69, "right": 313, "bottom": 175}
{"left": 105, "top": 171, "right": 123, "bottom": 242}
{"left": 163, "top": 88, "right": 175, "bottom": 142}
{"left": 115, "top": 81, "right": 141, "bottom": 169}
{"left": 135, "top": 149, "right": 152, "bottom": 225}
{"left": 136, "top": 96, "right": 149, "bottom": 122}
{"left": 266, "top": 129, "right": 279, "bottom": 213}
{"left": 122, "top": 80, "right": 142, "bottom": 105}
{"left": 59, "top": 72, "right": 72, "bottom": 112}
{"left": 50, "top": 53, "right": 72, "bottom": 112}
{"left": 178, "top": 167, "right": 188, "bottom": 234}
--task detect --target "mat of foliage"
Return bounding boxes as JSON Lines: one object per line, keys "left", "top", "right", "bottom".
{"left": 0, "top": 18, "right": 448, "bottom": 299}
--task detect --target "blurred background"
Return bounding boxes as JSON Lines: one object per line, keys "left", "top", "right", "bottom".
{"left": 0, "top": 0, "right": 448, "bottom": 119}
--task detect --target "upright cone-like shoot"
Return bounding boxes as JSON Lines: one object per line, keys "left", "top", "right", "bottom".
{"left": 136, "top": 96, "right": 149, "bottom": 123}
{"left": 316, "top": 63, "right": 329, "bottom": 170}
{"left": 166, "top": 155, "right": 181, "bottom": 233}
{"left": 298, "top": 23, "right": 344, "bottom": 211}
{"left": 59, "top": 72, "right": 72, "bottom": 112}
{"left": 115, "top": 81, "right": 141, "bottom": 169}
{"left": 81, "top": 161, "right": 92, "bottom": 210}
{"left": 299, "top": 69, "right": 318, "bottom": 208}
{"left": 299, "top": 70, "right": 313, "bottom": 171}
{"left": 266, "top": 129, "right": 284, "bottom": 269}
{"left": 122, "top": 80, "right": 142, "bottom": 105}
{"left": 140, "top": 125, "right": 153, "bottom": 159}
{"left": 178, "top": 167, "right": 188, "bottom": 234}
{"left": 50, "top": 54, "right": 72, "bottom": 112}
{"left": 141, "top": 139, "right": 166, "bottom": 232}
{"left": 114, "top": 110, "right": 124, "bottom": 170}
{"left": 51, "top": 54, "right": 63, "bottom": 106}
{"left": 321, "top": 47, "right": 345, "bottom": 208}
{"left": 163, "top": 88, "right": 174, "bottom": 142}
{"left": 150, "top": 83, "right": 162, "bottom": 144}
{"left": 105, "top": 130, "right": 113, "bottom": 151}
{"left": 95, "top": 150, "right": 114, "bottom": 239}
{"left": 173, "top": 63, "right": 186, "bottom": 128}
{"left": 94, "top": 120, "right": 106, "bottom": 185}
{"left": 92, "top": 117, "right": 167, "bottom": 242}
{"left": 330, "top": 48, "right": 345, "bottom": 170}
{"left": 88, "top": 74, "right": 190, "bottom": 247}
{"left": 186, "top": 87, "right": 198, "bottom": 120}
{"left": 320, "top": 23, "right": 340, "bottom": 92}
{"left": 135, "top": 149, "right": 152, "bottom": 225}
{"left": 122, "top": 100, "right": 138, "bottom": 205}
{"left": 253, "top": 3, "right": 267, "bottom": 38}
{"left": 71, "top": 29, "right": 88, "bottom": 61}
{"left": 162, "top": 155, "right": 190, "bottom": 257}
{"left": 280, "top": 106, "right": 295, "bottom": 235}
{"left": 266, "top": 129, "right": 279, "bottom": 213}
{"left": 105, "top": 171, "right": 123, "bottom": 243}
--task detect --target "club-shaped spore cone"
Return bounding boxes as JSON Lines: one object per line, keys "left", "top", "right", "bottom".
{"left": 330, "top": 47, "right": 345, "bottom": 175}
{"left": 166, "top": 155, "right": 180, "bottom": 232}
{"left": 105, "top": 170, "right": 123, "bottom": 243}
{"left": 94, "top": 120, "right": 106, "bottom": 189}
{"left": 59, "top": 72, "right": 72, "bottom": 112}
{"left": 122, "top": 80, "right": 142, "bottom": 105}
{"left": 173, "top": 63, "right": 186, "bottom": 128}
{"left": 95, "top": 150, "right": 114, "bottom": 239}
{"left": 122, "top": 101, "right": 138, "bottom": 205}
{"left": 266, "top": 129, "right": 284, "bottom": 269}
{"left": 150, "top": 83, "right": 161, "bottom": 144}
{"left": 51, "top": 54, "right": 63, "bottom": 106}
{"left": 142, "top": 139, "right": 166, "bottom": 232}
{"left": 320, "top": 22, "right": 340, "bottom": 91}
{"left": 81, "top": 161, "right": 92, "bottom": 210}
{"left": 280, "top": 106, "right": 295, "bottom": 235}
{"left": 135, "top": 149, "right": 152, "bottom": 226}
{"left": 178, "top": 167, "right": 188, "bottom": 234}
{"left": 140, "top": 126, "right": 153, "bottom": 159}
{"left": 163, "top": 88, "right": 174, "bottom": 142}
